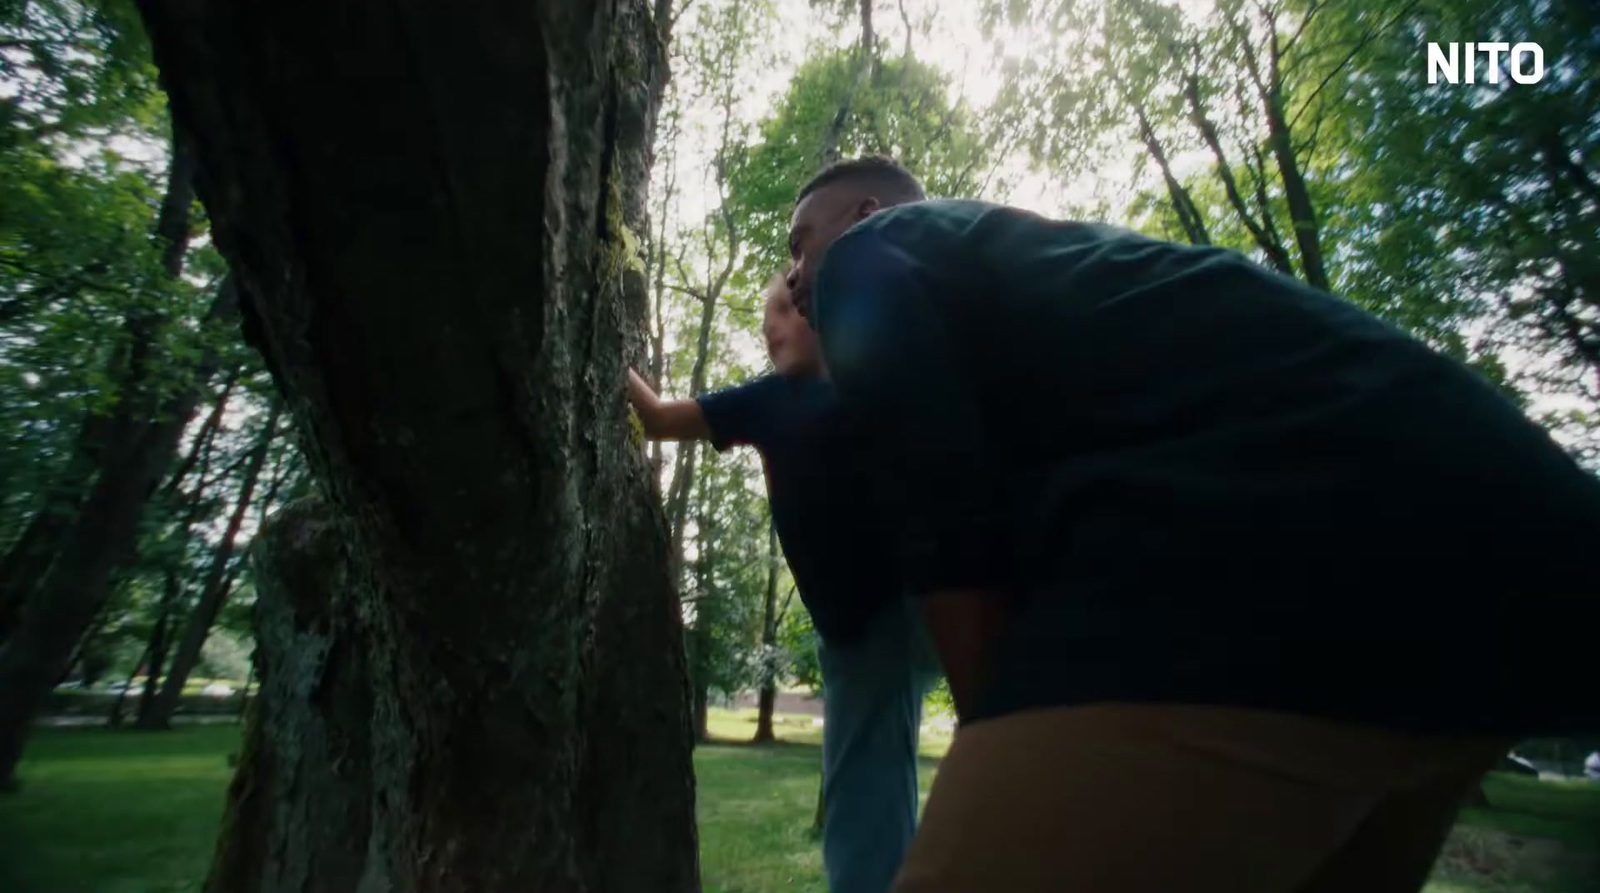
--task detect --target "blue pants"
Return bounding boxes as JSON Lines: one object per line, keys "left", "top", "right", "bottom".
{"left": 818, "top": 599, "right": 943, "bottom": 893}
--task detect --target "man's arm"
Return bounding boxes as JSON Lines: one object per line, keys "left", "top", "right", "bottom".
{"left": 626, "top": 369, "right": 710, "bottom": 441}
{"left": 813, "top": 225, "right": 1013, "bottom": 721}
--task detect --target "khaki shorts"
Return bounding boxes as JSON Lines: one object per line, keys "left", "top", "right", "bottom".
{"left": 892, "top": 704, "right": 1505, "bottom": 893}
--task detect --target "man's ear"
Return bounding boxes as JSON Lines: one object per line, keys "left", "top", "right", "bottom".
{"left": 855, "top": 196, "right": 881, "bottom": 220}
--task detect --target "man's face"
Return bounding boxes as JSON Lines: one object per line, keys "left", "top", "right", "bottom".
{"left": 785, "top": 183, "right": 878, "bottom": 322}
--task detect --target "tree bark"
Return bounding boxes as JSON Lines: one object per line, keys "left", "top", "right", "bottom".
{"left": 144, "top": 400, "right": 282, "bottom": 730}
{"left": 203, "top": 498, "right": 372, "bottom": 893}
{"left": 0, "top": 277, "right": 240, "bottom": 787}
{"left": 753, "top": 519, "right": 778, "bottom": 743}
{"left": 133, "top": 2, "right": 697, "bottom": 890}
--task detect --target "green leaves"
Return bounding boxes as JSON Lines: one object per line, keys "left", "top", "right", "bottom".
{"left": 725, "top": 48, "right": 993, "bottom": 290}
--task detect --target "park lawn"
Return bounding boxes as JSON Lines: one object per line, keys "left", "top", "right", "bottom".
{"left": 1, "top": 714, "right": 1595, "bottom": 893}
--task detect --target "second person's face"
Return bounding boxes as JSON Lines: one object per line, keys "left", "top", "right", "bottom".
{"left": 763, "top": 282, "right": 821, "bottom": 377}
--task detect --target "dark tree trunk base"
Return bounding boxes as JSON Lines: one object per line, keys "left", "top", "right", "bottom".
{"left": 754, "top": 685, "right": 776, "bottom": 743}
{"left": 205, "top": 498, "right": 370, "bottom": 893}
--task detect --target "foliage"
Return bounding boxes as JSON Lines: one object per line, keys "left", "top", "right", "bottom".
{"left": 1, "top": 0, "right": 302, "bottom": 726}
{"left": 685, "top": 447, "right": 773, "bottom": 700}
{"left": 725, "top": 48, "right": 997, "bottom": 291}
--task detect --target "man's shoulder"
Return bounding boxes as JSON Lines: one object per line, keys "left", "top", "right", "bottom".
{"left": 858, "top": 199, "right": 1152, "bottom": 257}
{"left": 856, "top": 198, "right": 1001, "bottom": 241}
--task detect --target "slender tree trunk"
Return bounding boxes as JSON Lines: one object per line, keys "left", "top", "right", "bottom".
{"left": 1183, "top": 75, "right": 1295, "bottom": 277}
{"left": 753, "top": 520, "right": 778, "bottom": 743}
{"left": 144, "top": 401, "right": 281, "bottom": 730}
{"left": 0, "top": 279, "right": 241, "bottom": 787}
{"left": 1134, "top": 103, "right": 1209, "bottom": 246}
{"left": 107, "top": 649, "right": 147, "bottom": 728}
{"left": 1261, "top": 36, "right": 1328, "bottom": 292}
{"left": 137, "top": 383, "right": 232, "bottom": 728}
{"left": 811, "top": 771, "right": 826, "bottom": 836}
{"left": 689, "top": 477, "right": 715, "bottom": 745}
{"left": 132, "top": 570, "right": 178, "bottom": 726}
{"left": 693, "top": 672, "right": 710, "bottom": 743}
{"left": 134, "top": 2, "right": 697, "bottom": 888}
{"left": 164, "top": 366, "right": 242, "bottom": 500}
{"left": 664, "top": 292, "right": 717, "bottom": 557}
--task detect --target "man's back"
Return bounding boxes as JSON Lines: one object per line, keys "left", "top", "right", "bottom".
{"left": 813, "top": 199, "right": 1600, "bottom": 734}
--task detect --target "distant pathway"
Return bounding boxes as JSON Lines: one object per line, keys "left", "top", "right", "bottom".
{"left": 728, "top": 690, "right": 825, "bottom": 717}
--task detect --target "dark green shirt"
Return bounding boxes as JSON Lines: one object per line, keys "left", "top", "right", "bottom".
{"left": 811, "top": 199, "right": 1600, "bottom": 735}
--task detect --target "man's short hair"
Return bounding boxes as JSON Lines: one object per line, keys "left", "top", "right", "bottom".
{"left": 796, "top": 155, "right": 925, "bottom": 206}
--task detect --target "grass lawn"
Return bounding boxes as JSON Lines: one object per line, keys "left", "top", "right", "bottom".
{"left": 2, "top": 710, "right": 1596, "bottom": 893}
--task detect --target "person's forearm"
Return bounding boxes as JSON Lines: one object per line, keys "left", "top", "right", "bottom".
{"left": 920, "top": 589, "right": 1011, "bottom": 722}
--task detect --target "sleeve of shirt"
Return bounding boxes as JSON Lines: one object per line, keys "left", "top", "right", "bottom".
{"left": 695, "top": 374, "right": 783, "bottom": 452}
{"left": 812, "top": 224, "right": 1008, "bottom": 596}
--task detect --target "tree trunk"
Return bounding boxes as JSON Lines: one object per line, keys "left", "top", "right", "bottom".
{"left": 753, "top": 520, "right": 778, "bottom": 744}
{"left": 204, "top": 498, "right": 372, "bottom": 893}
{"left": 1183, "top": 75, "right": 1296, "bottom": 278}
{"left": 138, "top": 380, "right": 234, "bottom": 727}
{"left": 811, "top": 770, "right": 826, "bottom": 836}
{"left": 694, "top": 674, "right": 711, "bottom": 743}
{"left": 688, "top": 496, "right": 715, "bottom": 745}
{"left": 664, "top": 292, "right": 717, "bottom": 558}
{"left": 164, "top": 366, "right": 242, "bottom": 501}
{"left": 1137, "top": 108, "right": 1209, "bottom": 246}
{"left": 143, "top": 401, "right": 281, "bottom": 730}
{"left": 132, "top": 570, "right": 177, "bottom": 726}
{"left": 1261, "top": 38, "right": 1328, "bottom": 292}
{"left": 106, "top": 650, "right": 144, "bottom": 728}
{"left": 0, "top": 278, "right": 241, "bottom": 787}
{"left": 133, "top": 2, "right": 698, "bottom": 890}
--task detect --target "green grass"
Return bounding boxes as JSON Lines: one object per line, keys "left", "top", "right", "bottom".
{"left": 1461, "top": 773, "right": 1600, "bottom": 845}
{"left": 2, "top": 713, "right": 1595, "bottom": 893}
{"left": 0, "top": 726, "right": 237, "bottom": 893}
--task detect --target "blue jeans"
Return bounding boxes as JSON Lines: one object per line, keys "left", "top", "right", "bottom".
{"left": 819, "top": 598, "right": 943, "bottom": 893}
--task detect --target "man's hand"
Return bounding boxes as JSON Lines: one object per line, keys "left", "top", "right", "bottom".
{"left": 920, "top": 590, "right": 1012, "bottom": 722}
